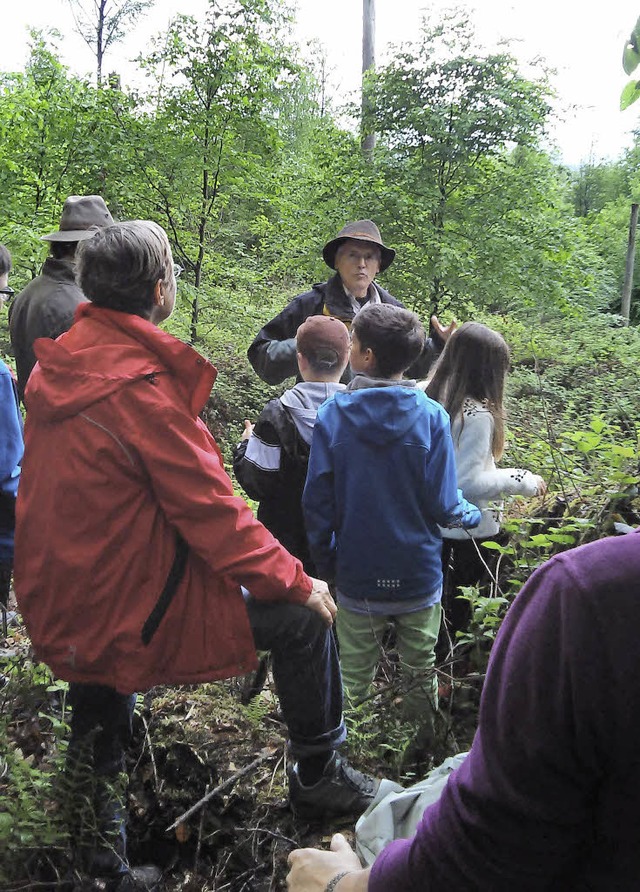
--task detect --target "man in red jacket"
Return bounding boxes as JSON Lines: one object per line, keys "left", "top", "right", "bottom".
{"left": 14, "top": 221, "right": 377, "bottom": 891}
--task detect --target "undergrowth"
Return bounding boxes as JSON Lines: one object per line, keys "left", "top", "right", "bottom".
{"left": 1, "top": 309, "right": 639, "bottom": 887}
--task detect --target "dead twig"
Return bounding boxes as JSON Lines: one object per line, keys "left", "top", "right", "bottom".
{"left": 193, "top": 782, "right": 209, "bottom": 871}
{"left": 133, "top": 711, "right": 160, "bottom": 794}
{"left": 241, "top": 825, "right": 299, "bottom": 847}
{"left": 166, "top": 748, "right": 274, "bottom": 832}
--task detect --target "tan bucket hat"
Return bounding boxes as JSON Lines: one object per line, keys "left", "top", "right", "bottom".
{"left": 322, "top": 220, "right": 396, "bottom": 272}
{"left": 41, "top": 195, "right": 115, "bottom": 242}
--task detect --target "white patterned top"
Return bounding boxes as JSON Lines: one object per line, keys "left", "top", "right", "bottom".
{"left": 441, "top": 398, "right": 541, "bottom": 540}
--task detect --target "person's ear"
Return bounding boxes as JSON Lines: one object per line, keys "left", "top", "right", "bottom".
{"left": 153, "top": 279, "right": 165, "bottom": 307}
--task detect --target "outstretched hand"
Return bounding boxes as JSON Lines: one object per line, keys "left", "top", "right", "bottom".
{"left": 241, "top": 419, "right": 254, "bottom": 441}
{"left": 287, "top": 833, "right": 369, "bottom": 892}
{"left": 533, "top": 475, "right": 547, "bottom": 496}
{"left": 304, "top": 578, "right": 337, "bottom": 626}
{"left": 430, "top": 314, "right": 457, "bottom": 343}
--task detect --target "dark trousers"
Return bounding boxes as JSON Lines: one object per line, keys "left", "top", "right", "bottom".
{"left": 67, "top": 684, "right": 136, "bottom": 876}
{"left": 0, "top": 561, "right": 11, "bottom": 609}
{"left": 245, "top": 598, "right": 346, "bottom": 758}
{"left": 437, "top": 534, "right": 506, "bottom": 662}
{"left": 67, "top": 600, "right": 346, "bottom": 874}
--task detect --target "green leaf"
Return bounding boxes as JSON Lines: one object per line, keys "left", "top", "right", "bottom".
{"left": 480, "top": 540, "right": 514, "bottom": 554}
{"left": 623, "top": 43, "right": 640, "bottom": 76}
{"left": 620, "top": 80, "right": 640, "bottom": 111}
{"left": 528, "top": 533, "right": 553, "bottom": 547}
{"left": 623, "top": 19, "right": 640, "bottom": 75}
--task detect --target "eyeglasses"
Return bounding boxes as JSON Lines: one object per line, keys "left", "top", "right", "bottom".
{"left": 173, "top": 264, "right": 184, "bottom": 279}
{"left": 0, "top": 287, "right": 14, "bottom": 299}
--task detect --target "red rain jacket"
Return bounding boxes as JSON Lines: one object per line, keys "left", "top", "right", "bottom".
{"left": 14, "top": 304, "right": 312, "bottom": 694}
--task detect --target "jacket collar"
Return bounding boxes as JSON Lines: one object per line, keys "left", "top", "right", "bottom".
{"left": 321, "top": 273, "right": 381, "bottom": 321}
{"left": 41, "top": 257, "right": 78, "bottom": 284}
{"left": 74, "top": 303, "right": 217, "bottom": 417}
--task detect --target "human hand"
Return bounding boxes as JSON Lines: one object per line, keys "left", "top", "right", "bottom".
{"left": 534, "top": 475, "right": 547, "bottom": 496}
{"left": 304, "top": 578, "right": 337, "bottom": 626}
{"left": 287, "top": 833, "right": 368, "bottom": 892}
{"left": 241, "top": 419, "right": 254, "bottom": 441}
{"left": 430, "top": 314, "right": 457, "bottom": 343}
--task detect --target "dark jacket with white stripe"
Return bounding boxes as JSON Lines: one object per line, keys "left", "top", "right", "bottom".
{"left": 233, "top": 381, "right": 345, "bottom": 575}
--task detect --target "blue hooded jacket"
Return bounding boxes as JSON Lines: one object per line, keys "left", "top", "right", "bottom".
{"left": 303, "top": 382, "right": 480, "bottom": 603}
{"left": 0, "top": 359, "right": 23, "bottom": 561}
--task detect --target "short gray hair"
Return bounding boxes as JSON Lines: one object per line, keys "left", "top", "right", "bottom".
{"left": 76, "top": 221, "right": 172, "bottom": 318}
{"left": 0, "top": 244, "right": 11, "bottom": 276}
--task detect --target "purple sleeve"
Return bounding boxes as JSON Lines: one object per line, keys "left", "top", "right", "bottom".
{"left": 369, "top": 543, "right": 619, "bottom": 891}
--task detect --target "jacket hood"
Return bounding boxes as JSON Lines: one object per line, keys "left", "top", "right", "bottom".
{"left": 280, "top": 381, "right": 345, "bottom": 445}
{"left": 331, "top": 384, "right": 431, "bottom": 446}
{"left": 25, "top": 303, "right": 216, "bottom": 421}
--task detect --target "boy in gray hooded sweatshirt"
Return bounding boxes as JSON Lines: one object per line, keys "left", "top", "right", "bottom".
{"left": 233, "top": 315, "right": 350, "bottom": 576}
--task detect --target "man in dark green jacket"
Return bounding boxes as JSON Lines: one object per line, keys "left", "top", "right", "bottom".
{"left": 9, "top": 195, "right": 114, "bottom": 402}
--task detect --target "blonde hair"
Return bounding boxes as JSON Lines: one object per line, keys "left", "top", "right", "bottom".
{"left": 426, "top": 322, "right": 510, "bottom": 459}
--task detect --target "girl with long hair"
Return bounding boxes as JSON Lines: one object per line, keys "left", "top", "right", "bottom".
{"left": 425, "top": 322, "right": 546, "bottom": 657}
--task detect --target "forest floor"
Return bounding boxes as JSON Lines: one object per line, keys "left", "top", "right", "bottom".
{"left": 1, "top": 598, "right": 480, "bottom": 892}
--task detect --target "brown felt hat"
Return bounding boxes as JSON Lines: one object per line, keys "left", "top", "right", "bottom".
{"left": 322, "top": 219, "right": 396, "bottom": 272}
{"left": 41, "top": 195, "right": 115, "bottom": 242}
{"left": 296, "top": 315, "right": 350, "bottom": 368}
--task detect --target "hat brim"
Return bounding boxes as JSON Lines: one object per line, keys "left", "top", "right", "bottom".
{"left": 322, "top": 236, "right": 395, "bottom": 272}
{"left": 41, "top": 228, "right": 101, "bottom": 243}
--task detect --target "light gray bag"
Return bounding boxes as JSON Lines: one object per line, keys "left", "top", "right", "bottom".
{"left": 355, "top": 753, "right": 468, "bottom": 866}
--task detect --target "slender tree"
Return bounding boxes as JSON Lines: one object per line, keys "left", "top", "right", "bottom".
{"left": 361, "top": 0, "right": 376, "bottom": 157}
{"left": 133, "top": 0, "right": 297, "bottom": 341}
{"left": 67, "top": 0, "right": 154, "bottom": 85}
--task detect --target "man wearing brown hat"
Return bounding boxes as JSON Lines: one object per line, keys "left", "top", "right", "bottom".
{"left": 248, "top": 220, "right": 453, "bottom": 385}
{"left": 9, "top": 195, "right": 114, "bottom": 401}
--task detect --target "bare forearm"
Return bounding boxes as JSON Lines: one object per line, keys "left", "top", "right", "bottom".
{"left": 287, "top": 834, "right": 370, "bottom": 892}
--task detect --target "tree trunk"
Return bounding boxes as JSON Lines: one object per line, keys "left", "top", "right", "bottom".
{"left": 96, "top": 0, "right": 106, "bottom": 85}
{"left": 621, "top": 202, "right": 638, "bottom": 325}
{"left": 361, "top": 0, "right": 376, "bottom": 158}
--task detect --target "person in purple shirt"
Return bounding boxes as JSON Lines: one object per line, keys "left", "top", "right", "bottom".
{"left": 287, "top": 530, "right": 640, "bottom": 891}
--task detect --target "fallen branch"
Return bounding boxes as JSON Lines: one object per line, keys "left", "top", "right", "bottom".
{"left": 166, "top": 748, "right": 275, "bottom": 831}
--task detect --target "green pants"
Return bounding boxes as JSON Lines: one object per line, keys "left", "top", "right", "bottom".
{"left": 337, "top": 603, "right": 442, "bottom": 721}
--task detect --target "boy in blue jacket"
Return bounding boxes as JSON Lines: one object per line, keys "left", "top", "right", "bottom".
{"left": 302, "top": 304, "right": 480, "bottom": 739}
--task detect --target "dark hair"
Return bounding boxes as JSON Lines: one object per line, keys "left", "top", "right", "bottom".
{"left": 351, "top": 304, "right": 425, "bottom": 377}
{"left": 76, "top": 221, "right": 172, "bottom": 319}
{"left": 426, "top": 322, "right": 510, "bottom": 458}
{"left": 301, "top": 347, "right": 344, "bottom": 375}
{"left": 0, "top": 244, "right": 11, "bottom": 276}
{"left": 49, "top": 242, "right": 78, "bottom": 261}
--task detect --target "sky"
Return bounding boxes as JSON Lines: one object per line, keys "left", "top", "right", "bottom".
{"left": 3, "top": 0, "right": 640, "bottom": 167}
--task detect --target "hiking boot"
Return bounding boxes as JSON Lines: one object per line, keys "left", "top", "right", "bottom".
{"left": 103, "top": 866, "right": 163, "bottom": 892}
{"left": 289, "top": 752, "right": 379, "bottom": 820}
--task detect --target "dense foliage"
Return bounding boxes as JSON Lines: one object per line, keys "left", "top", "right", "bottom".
{"left": 1, "top": 1, "right": 640, "bottom": 887}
